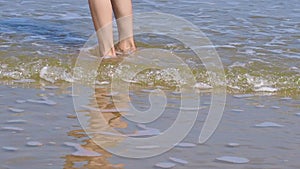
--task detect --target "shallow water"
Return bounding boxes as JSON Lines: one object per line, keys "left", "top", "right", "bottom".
{"left": 0, "top": 85, "right": 300, "bottom": 168}
{"left": 0, "top": 1, "right": 300, "bottom": 168}
{"left": 0, "top": 0, "right": 299, "bottom": 94}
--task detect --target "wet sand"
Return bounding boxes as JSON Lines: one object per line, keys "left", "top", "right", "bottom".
{"left": 0, "top": 84, "right": 299, "bottom": 169}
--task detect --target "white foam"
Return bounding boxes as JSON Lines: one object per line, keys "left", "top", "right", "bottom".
{"left": 1, "top": 126, "right": 24, "bottom": 132}
{"left": 229, "top": 62, "right": 247, "bottom": 68}
{"left": 71, "top": 149, "right": 101, "bottom": 157}
{"left": 140, "top": 89, "right": 161, "bottom": 93}
{"left": 254, "top": 87, "right": 278, "bottom": 92}
{"left": 231, "top": 109, "right": 244, "bottom": 112}
{"left": 244, "top": 49, "right": 256, "bottom": 55}
{"left": 6, "top": 119, "right": 27, "bottom": 124}
{"left": 233, "top": 94, "right": 254, "bottom": 98}
{"left": 80, "top": 105, "right": 99, "bottom": 111}
{"left": 280, "top": 97, "right": 292, "bottom": 101}
{"left": 44, "top": 86, "right": 59, "bottom": 89}
{"left": 193, "top": 82, "right": 212, "bottom": 89}
{"left": 135, "top": 145, "right": 160, "bottom": 149}
{"left": 97, "top": 131, "right": 125, "bottom": 137}
{"left": 255, "top": 105, "right": 265, "bottom": 108}
{"left": 226, "top": 143, "right": 240, "bottom": 147}
{"left": 169, "top": 157, "right": 188, "bottom": 165}
{"left": 136, "top": 124, "right": 160, "bottom": 131}
{"left": 27, "top": 99, "right": 57, "bottom": 105}
{"left": 290, "top": 66, "right": 299, "bottom": 71}
{"left": 16, "top": 100, "right": 26, "bottom": 103}
{"left": 155, "top": 162, "right": 176, "bottom": 168}
{"left": 80, "top": 105, "right": 129, "bottom": 113}
{"left": 101, "top": 92, "right": 119, "bottom": 97}
{"left": 8, "top": 108, "right": 25, "bottom": 113}
{"left": 99, "top": 108, "right": 130, "bottom": 113}
{"left": 128, "top": 128, "right": 161, "bottom": 137}
{"left": 180, "top": 106, "right": 206, "bottom": 111}
{"left": 13, "top": 79, "right": 36, "bottom": 83}
{"left": 171, "top": 91, "right": 181, "bottom": 95}
{"left": 40, "top": 66, "right": 74, "bottom": 83}
{"left": 48, "top": 142, "right": 56, "bottom": 145}
{"left": 64, "top": 142, "right": 101, "bottom": 157}
{"left": 0, "top": 45, "right": 10, "bottom": 48}
{"left": 175, "top": 142, "right": 196, "bottom": 148}
{"left": 216, "top": 156, "right": 249, "bottom": 164}
{"left": 2, "top": 146, "right": 18, "bottom": 151}
{"left": 121, "top": 79, "right": 139, "bottom": 84}
{"left": 136, "top": 124, "right": 148, "bottom": 130}
{"left": 26, "top": 141, "right": 43, "bottom": 147}
{"left": 95, "top": 81, "right": 110, "bottom": 85}
{"left": 64, "top": 142, "right": 78, "bottom": 147}
{"left": 255, "top": 122, "right": 284, "bottom": 127}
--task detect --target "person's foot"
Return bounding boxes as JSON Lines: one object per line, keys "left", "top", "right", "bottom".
{"left": 103, "top": 47, "right": 118, "bottom": 59}
{"left": 115, "top": 38, "right": 136, "bottom": 56}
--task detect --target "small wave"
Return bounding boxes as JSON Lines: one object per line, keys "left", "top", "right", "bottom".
{"left": 0, "top": 55, "right": 299, "bottom": 95}
{"left": 40, "top": 66, "right": 74, "bottom": 83}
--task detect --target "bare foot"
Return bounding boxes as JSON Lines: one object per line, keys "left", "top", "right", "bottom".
{"left": 103, "top": 47, "right": 118, "bottom": 59}
{"left": 115, "top": 37, "right": 136, "bottom": 56}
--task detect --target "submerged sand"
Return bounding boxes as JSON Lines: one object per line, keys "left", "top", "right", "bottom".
{"left": 0, "top": 84, "right": 299, "bottom": 169}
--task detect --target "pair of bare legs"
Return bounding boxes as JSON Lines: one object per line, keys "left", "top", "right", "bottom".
{"left": 88, "top": 0, "right": 136, "bottom": 58}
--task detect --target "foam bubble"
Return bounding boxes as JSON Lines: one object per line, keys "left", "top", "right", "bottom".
{"left": 1, "top": 126, "right": 24, "bottom": 132}
{"left": 216, "top": 156, "right": 249, "bottom": 164}
{"left": 8, "top": 108, "right": 25, "bottom": 113}
{"left": 169, "top": 157, "right": 188, "bottom": 165}
{"left": 26, "top": 141, "right": 43, "bottom": 147}
{"left": 128, "top": 128, "right": 161, "bottom": 137}
{"left": 254, "top": 87, "right": 278, "bottom": 92}
{"left": 255, "top": 104, "right": 265, "bottom": 108}
{"left": 231, "top": 109, "right": 244, "bottom": 112}
{"left": 255, "top": 122, "right": 284, "bottom": 128}
{"left": 2, "top": 146, "right": 18, "bottom": 151}
{"left": 13, "top": 79, "right": 36, "bottom": 83}
{"left": 95, "top": 81, "right": 110, "bottom": 85}
{"left": 280, "top": 97, "right": 292, "bottom": 101}
{"left": 64, "top": 142, "right": 101, "bottom": 157}
{"left": 233, "top": 94, "right": 254, "bottom": 98}
{"left": 155, "top": 162, "right": 176, "bottom": 168}
{"left": 6, "top": 119, "right": 27, "bottom": 124}
{"left": 193, "top": 82, "right": 212, "bottom": 89}
{"left": 40, "top": 66, "right": 74, "bottom": 83}
{"left": 135, "top": 145, "right": 160, "bottom": 149}
{"left": 27, "top": 99, "right": 57, "bottom": 105}
{"left": 174, "top": 142, "right": 196, "bottom": 148}
{"left": 226, "top": 143, "right": 240, "bottom": 147}
{"left": 16, "top": 100, "right": 26, "bottom": 104}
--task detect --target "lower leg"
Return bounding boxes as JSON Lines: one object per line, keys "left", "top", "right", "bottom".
{"left": 88, "top": 0, "right": 116, "bottom": 57}
{"left": 111, "top": 0, "right": 136, "bottom": 54}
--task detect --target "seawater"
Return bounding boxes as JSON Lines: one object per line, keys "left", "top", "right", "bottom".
{"left": 0, "top": 0, "right": 299, "bottom": 94}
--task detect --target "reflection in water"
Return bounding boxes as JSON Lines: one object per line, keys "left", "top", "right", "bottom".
{"left": 63, "top": 87, "right": 128, "bottom": 169}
